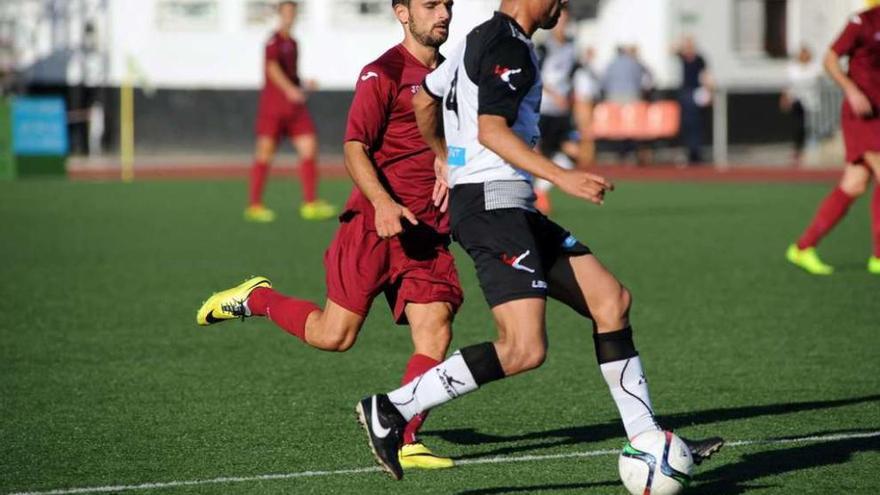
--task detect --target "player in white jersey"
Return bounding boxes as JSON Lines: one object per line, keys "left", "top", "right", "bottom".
{"left": 354, "top": 0, "right": 724, "bottom": 481}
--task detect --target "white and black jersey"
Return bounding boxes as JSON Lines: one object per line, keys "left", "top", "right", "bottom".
{"left": 423, "top": 11, "right": 542, "bottom": 193}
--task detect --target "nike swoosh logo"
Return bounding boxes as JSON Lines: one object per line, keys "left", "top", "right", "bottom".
{"left": 205, "top": 310, "right": 221, "bottom": 324}
{"left": 361, "top": 71, "right": 378, "bottom": 81}
{"left": 370, "top": 396, "right": 391, "bottom": 439}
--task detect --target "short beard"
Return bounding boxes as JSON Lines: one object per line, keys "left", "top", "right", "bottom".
{"left": 409, "top": 21, "right": 447, "bottom": 48}
{"left": 540, "top": 3, "right": 563, "bottom": 29}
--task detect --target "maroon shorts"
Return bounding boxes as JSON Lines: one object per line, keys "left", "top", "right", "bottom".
{"left": 324, "top": 211, "right": 463, "bottom": 324}
{"left": 841, "top": 104, "right": 880, "bottom": 165}
{"left": 255, "top": 102, "right": 316, "bottom": 140}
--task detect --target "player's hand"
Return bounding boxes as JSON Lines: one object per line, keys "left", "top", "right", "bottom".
{"left": 555, "top": 169, "right": 614, "bottom": 205}
{"left": 285, "top": 87, "right": 306, "bottom": 103}
{"left": 304, "top": 79, "right": 319, "bottom": 92}
{"left": 373, "top": 197, "right": 418, "bottom": 239}
{"left": 845, "top": 86, "right": 873, "bottom": 117}
{"left": 432, "top": 157, "right": 450, "bottom": 213}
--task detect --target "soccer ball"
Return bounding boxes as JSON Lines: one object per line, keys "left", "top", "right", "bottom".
{"left": 618, "top": 430, "right": 693, "bottom": 495}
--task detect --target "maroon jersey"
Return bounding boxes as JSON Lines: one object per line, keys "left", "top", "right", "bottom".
{"left": 343, "top": 44, "right": 447, "bottom": 233}
{"left": 831, "top": 7, "right": 880, "bottom": 108}
{"left": 259, "top": 32, "right": 301, "bottom": 112}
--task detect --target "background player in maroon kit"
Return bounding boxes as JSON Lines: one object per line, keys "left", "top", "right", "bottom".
{"left": 246, "top": 1, "right": 337, "bottom": 222}
{"left": 787, "top": 5, "right": 880, "bottom": 275}
{"left": 198, "top": 0, "right": 460, "bottom": 469}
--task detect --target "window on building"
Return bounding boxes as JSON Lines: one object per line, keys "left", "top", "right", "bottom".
{"left": 734, "top": 0, "right": 787, "bottom": 59}
{"left": 336, "top": 0, "right": 395, "bottom": 24}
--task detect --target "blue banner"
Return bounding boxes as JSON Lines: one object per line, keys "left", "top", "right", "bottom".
{"left": 12, "top": 97, "right": 68, "bottom": 156}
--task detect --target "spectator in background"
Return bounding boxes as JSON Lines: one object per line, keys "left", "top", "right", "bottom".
{"left": 675, "top": 36, "right": 713, "bottom": 165}
{"left": 534, "top": 7, "right": 579, "bottom": 214}
{"left": 569, "top": 47, "right": 601, "bottom": 169}
{"left": 603, "top": 45, "right": 649, "bottom": 103}
{"left": 780, "top": 46, "right": 822, "bottom": 167}
{"left": 603, "top": 45, "right": 653, "bottom": 164}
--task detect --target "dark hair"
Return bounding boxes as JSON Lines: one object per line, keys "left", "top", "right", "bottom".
{"left": 391, "top": 0, "right": 410, "bottom": 6}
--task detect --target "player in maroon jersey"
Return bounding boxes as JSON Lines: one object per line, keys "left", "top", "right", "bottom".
{"left": 787, "top": 5, "right": 880, "bottom": 275}
{"left": 198, "top": 0, "right": 459, "bottom": 469}
{"left": 246, "top": 1, "right": 337, "bottom": 223}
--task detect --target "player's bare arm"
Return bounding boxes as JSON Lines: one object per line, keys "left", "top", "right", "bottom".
{"left": 413, "top": 88, "right": 451, "bottom": 211}
{"left": 824, "top": 48, "right": 872, "bottom": 117}
{"left": 477, "top": 114, "right": 613, "bottom": 204}
{"left": 343, "top": 141, "right": 418, "bottom": 238}
{"left": 267, "top": 60, "right": 305, "bottom": 103}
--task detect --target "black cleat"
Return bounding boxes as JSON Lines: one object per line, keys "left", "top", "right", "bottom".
{"left": 355, "top": 394, "right": 407, "bottom": 480}
{"left": 681, "top": 436, "right": 725, "bottom": 465}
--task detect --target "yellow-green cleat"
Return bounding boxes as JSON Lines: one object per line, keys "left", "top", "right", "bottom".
{"left": 244, "top": 205, "right": 276, "bottom": 223}
{"left": 868, "top": 256, "right": 880, "bottom": 275}
{"left": 785, "top": 244, "right": 833, "bottom": 275}
{"left": 300, "top": 199, "right": 338, "bottom": 221}
{"left": 196, "top": 277, "right": 272, "bottom": 326}
{"left": 398, "top": 442, "right": 454, "bottom": 470}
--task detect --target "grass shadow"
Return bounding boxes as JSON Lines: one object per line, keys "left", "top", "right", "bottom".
{"left": 425, "top": 394, "right": 880, "bottom": 460}
{"left": 689, "top": 432, "right": 880, "bottom": 494}
{"left": 456, "top": 480, "right": 619, "bottom": 494}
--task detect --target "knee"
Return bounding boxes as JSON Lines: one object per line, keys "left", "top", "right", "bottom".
{"left": 593, "top": 286, "right": 632, "bottom": 330}
{"left": 841, "top": 178, "right": 868, "bottom": 197}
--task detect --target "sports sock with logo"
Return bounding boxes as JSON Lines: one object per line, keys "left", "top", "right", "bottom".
{"left": 246, "top": 287, "right": 319, "bottom": 342}
{"left": 249, "top": 161, "right": 270, "bottom": 206}
{"left": 796, "top": 186, "right": 855, "bottom": 249}
{"left": 299, "top": 157, "right": 317, "bottom": 203}
{"left": 872, "top": 185, "right": 880, "bottom": 258}
{"left": 400, "top": 354, "right": 440, "bottom": 445}
{"left": 595, "top": 327, "right": 661, "bottom": 439}
{"left": 388, "top": 342, "right": 504, "bottom": 421}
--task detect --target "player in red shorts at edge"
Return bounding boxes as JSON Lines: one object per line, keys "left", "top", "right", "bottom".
{"left": 198, "top": 0, "right": 460, "bottom": 469}
{"left": 246, "top": 1, "right": 337, "bottom": 223}
{"left": 787, "top": 4, "right": 880, "bottom": 275}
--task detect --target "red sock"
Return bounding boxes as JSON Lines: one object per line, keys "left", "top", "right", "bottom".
{"left": 797, "top": 187, "right": 856, "bottom": 249}
{"left": 249, "top": 161, "right": 269, "bottom": 206}
{"left": 299, "top": 158, "right": 317, "bottom": 203}
{"left": 872, "top": 185, "right": 880, "bottom": 258}
{"left": 401, "top": 354, "right": 441, "bottom": 445}
{"left": 247, "top": 287, "right": 319, "bottom": 342}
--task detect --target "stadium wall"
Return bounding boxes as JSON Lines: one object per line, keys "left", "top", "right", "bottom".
{"left": 28, "top": 84, "right": 797, "bottom": 156}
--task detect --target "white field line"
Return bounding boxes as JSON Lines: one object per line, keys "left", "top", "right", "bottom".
{"left": 7, "top": 430, "right": 879, "bottom": 495}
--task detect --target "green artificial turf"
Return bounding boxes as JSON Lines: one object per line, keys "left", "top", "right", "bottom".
{"left": 1, "top": 177, "right": 877, "bottom": 495}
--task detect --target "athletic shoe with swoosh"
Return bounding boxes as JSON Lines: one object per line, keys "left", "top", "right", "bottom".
{"left": 356, "top": 394, "right": 407, "bottom": 480}
{"left": 681, "top": 436, "right": 724, "bottom": 465}
{"left": 196, "top": 276, "right": 272, "bottom": 326}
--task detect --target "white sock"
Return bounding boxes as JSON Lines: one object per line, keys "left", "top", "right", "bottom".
{"left": 552, "top": 151, "right": 575, "bottom": 170}
{"left": 535, "top": 177, "right": 553, "bottom": 193}
{"left": 600, "top": 356, "right": 661, "bottom": 439}
{"left": 536, "top": 153, "right": 574, "bottom": 194}
{"left": 387, "top": 351, "right": 479, "bottom": 421}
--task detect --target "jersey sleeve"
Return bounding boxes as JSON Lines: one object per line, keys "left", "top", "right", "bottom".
{"left": 344, "top": 67, "right": 394, "bottom": 148}
{"left": 424, "top": 58, "right": 452, "bottom": 100}
{"left": 477, "top": 37, "right": 537, "bottom": 125}
{"left": 831, "top": 14, "right": 863, "bottom": 57}
{"left": 265, "top": 38, "right": 280, "bottom": 63}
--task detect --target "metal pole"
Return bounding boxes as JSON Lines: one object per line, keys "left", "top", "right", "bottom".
{"left": 713, "top": 87, "right": 728, "bottom": 168}
{"left": 120, "top": 79, "right": 133, "bottom": 182}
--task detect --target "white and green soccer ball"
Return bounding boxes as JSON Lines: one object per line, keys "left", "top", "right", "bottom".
{"left": 618, "top": 430, "right": 693, "bottom": 495}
